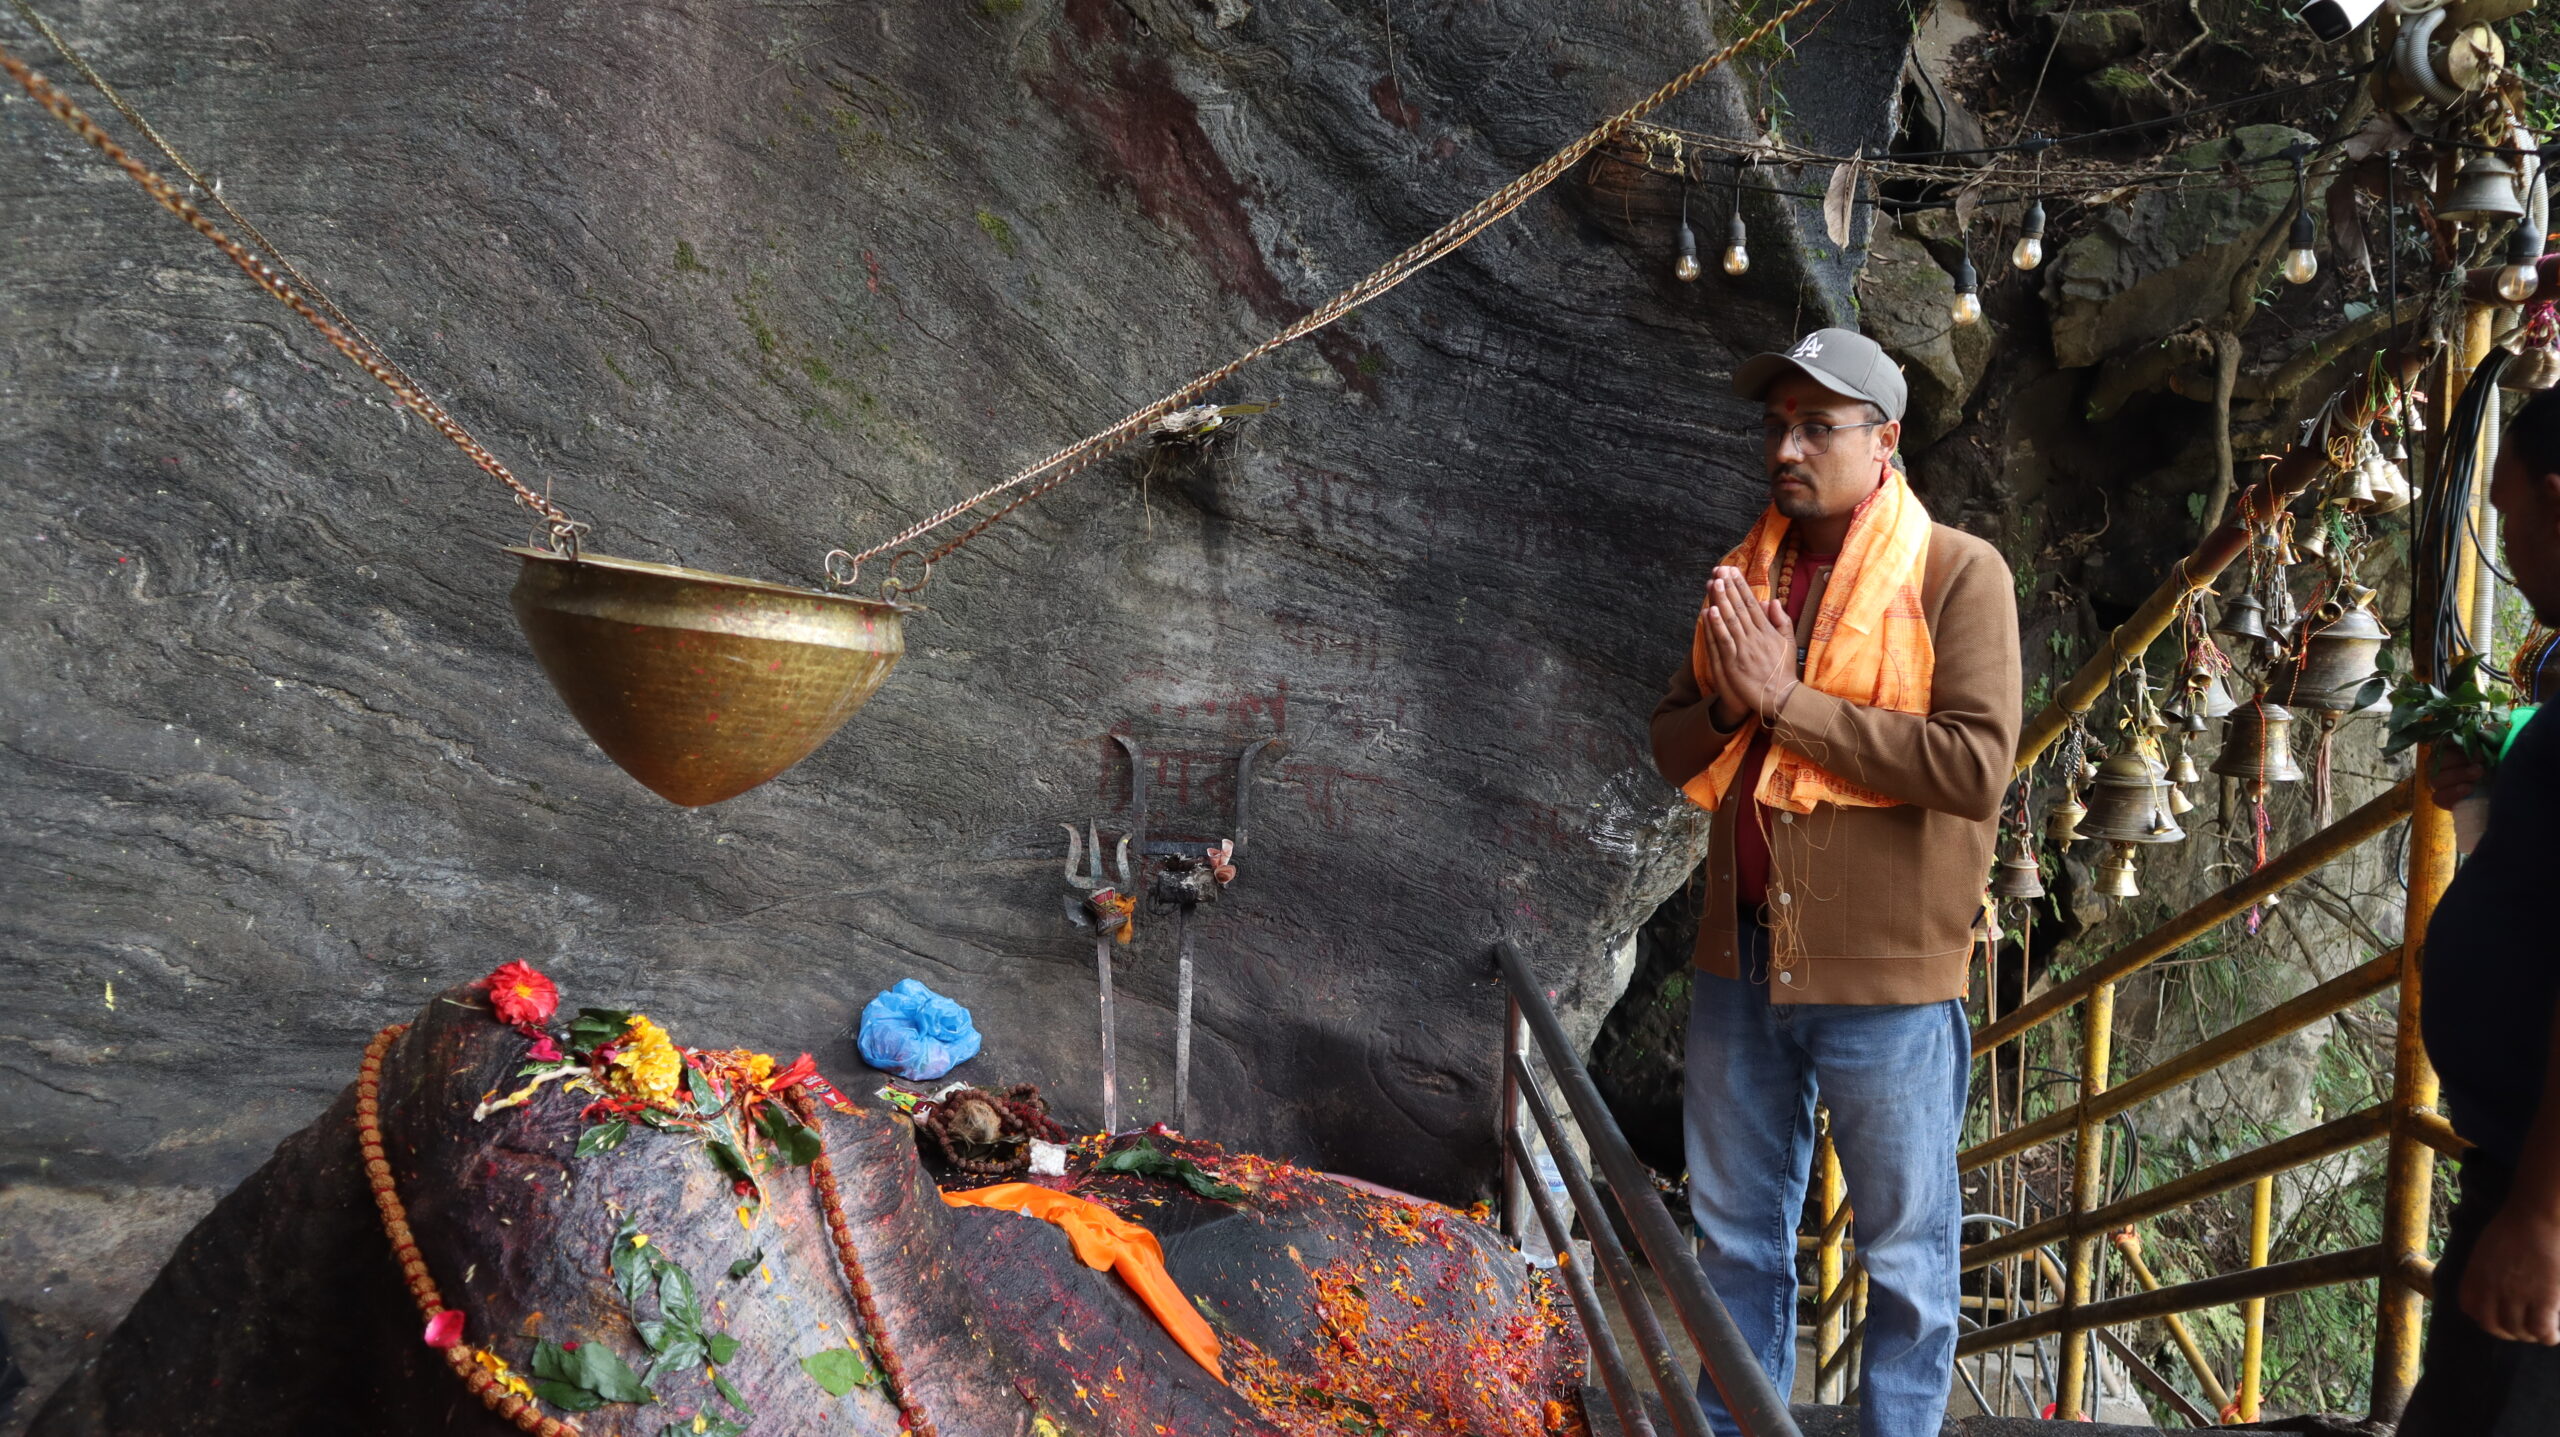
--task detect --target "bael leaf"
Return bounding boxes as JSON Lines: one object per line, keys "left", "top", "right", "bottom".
{"left": 635, "top": 1319, "right": 671, "bottom": 1354}
{"left": 801, "top": 1346, "right": 880, "bottom": 1397}
{"left": 706, "top": 1139, "right": 754, "bottom": 1186}
{"left": 686, "top": 1065, "right": 723, "bottom": 1117}
{"left": 611, "top": 1228, "right": 658, "bottom": 1310}
{"left": 643, "top": 1333, "right": 705, "bottom": 1385}
{"left": 531, "top": 1338, "right": 578, "bottom": 1384}
{"left": 534, "top": 1379, "right": 605, "bottom": 1413}
{"left": 712, "top": 1367, "right": 752, "bottom": 1413}
{"left": 706, "top": 1332, "right": 741, "bottom": 1365}
{"left": 575, "top": 1119, "right": 631, "bottom": 1159}
{"left": 659, "top": 1261, "right": 704, "bottom": 1333}
{"left": 755, "top": 1107, "right": 824, "bottom": 1168}
{"left": 726, "top": 1249, "right": 764, "bottom": 1281}
{"left": 571, "top": 1340, "right": 655, "bottom": 1404}
{"left": 568, "top": 1007, "right": 635, "bottom": 1051}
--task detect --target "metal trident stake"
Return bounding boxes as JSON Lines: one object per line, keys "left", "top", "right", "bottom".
{"left": 1061, "top": 816, "right": 1135, "bottom": 1134}
{"left": 1133, "top": 736, "right": 1283, "bottom": 1133}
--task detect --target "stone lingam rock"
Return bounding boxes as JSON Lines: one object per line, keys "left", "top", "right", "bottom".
{"left": 29, "top": 979, "right": 1585, "bottom": 1436}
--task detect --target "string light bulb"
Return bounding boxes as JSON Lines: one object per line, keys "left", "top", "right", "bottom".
{"left": 2282, "top": 209, "right": 2319, "bottom": 286}
{"left": 2012, "top": 199, "right": 2046, "bottom": 272}
{"left": 1723, "top": 206, "right": 1750, "bottom": 276}
{"left": 2498, "top": 222, "right": 2544, "bottom": 304}
{"left": 1674, "top": 189, "right": 1702, "bottom": 283}
{"left": 1950, "top": 254, "right": 1982, "bottom": 326}
{"left": 2281, "top": 145, "right": 2318, "bottom": 285}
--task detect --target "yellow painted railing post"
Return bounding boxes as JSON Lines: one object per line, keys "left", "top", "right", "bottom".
{"left": 2056, "top": 981, "right": 2115, "bottom": 1419}
{"left": 1814, "top": 1118, "right": 1846, "bottom": 1403}
{"left": 2240, "top": 1175, "right": 2273, "bottom": 1421}
{"left": 2371, "top": 307, "right": 2486, "bottom": 1421}
{"left": 2111, "top": 1228, "right": 2235, "bottom": 1415}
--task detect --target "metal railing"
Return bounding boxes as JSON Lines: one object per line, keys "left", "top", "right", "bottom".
{"left": 1492, "top": 940, "right": 1802, "bottom": 1437}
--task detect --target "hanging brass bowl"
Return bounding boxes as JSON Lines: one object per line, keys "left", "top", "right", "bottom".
{"left": 507, "top": 547, "right": 905, "bottom": 806}
{"left": 2210, "top": 697, "right": 2306, "bottom": 784}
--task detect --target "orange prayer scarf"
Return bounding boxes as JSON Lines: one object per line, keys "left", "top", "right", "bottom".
{"left": 942, "top": 1182, "right": 1225, "bottom": 1382}
{"left": 1683, "top": 468, "right": 1937, "bottom": 815}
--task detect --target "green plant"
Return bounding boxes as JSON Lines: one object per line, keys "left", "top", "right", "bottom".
{"left": 2382, "top": 655, "right": 2514, "bottom": 768}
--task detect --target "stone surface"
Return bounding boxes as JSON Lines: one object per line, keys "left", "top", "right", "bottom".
{"left": 2044, "top": 125, "right": 2315, "bottom": 370}
{"left": 2045, "top": 9, "right": 2148, "bottom": 75}
{"left": 0, "top": 0, "right": 1913, "bottom": 1417}
{"left": 30, "top": 985, "right": 1585, "bottom": 1435}
{"left": 1857, "top": 218, "right": 1992, "bottom": 452}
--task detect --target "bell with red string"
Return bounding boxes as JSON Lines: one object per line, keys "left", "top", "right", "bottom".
{"left": 1991, "top": 838, "right": 2045, "bottom": 900}
{"left": 2210, "top": 697, "right": 2306, "bottom": 783}
{"left": 2273, "top": 597, "right": 2389, "bottom": 715}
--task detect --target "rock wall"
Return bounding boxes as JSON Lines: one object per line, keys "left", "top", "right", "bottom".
{"left": 0, "top": 0, "right": 1910, "bottom": 1417}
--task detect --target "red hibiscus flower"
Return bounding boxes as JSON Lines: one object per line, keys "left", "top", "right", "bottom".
{"left": 526, "top": 1034, "right": 563, "bottom": 1062}
{"left": 767, "top": 1053, "right": 819, "bottom": 1093}
{"left": 423, "top": 1309, "right": 465, "bottom": 1348}
{"left": 477, "top": 961, "right": 558, "bottom": 1027}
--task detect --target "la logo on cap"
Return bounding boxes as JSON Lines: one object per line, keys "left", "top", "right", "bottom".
{"left": 1790, "top": 335, "right": 1824, "bottom": 359}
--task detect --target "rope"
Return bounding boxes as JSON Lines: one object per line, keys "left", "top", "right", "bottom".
{"left": 0, "top": 43, "right": 584, "bottom": 548}
{"left": 828, "top": 0, "right": 1822, "bottom": 592}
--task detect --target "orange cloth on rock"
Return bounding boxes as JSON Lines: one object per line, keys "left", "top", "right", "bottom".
{"left": 941, "top": 1182, "right": 1225, "bottom": 1382}
{"left": 1683, "top": 469, "right": 1938, "bottom": 816}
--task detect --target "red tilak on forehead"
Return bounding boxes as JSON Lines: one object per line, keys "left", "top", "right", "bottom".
{"left": 1783, "top": 397, "right": 1798, "bottom": 413}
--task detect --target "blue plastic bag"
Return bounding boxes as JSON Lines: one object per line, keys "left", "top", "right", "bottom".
{"left": 856, "top": 979, "right": 982, "bottom": 1081}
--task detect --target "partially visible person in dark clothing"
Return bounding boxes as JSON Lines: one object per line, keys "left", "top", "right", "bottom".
{"left": 2401, "top": 386, "right": 2560, "bottom": 1434}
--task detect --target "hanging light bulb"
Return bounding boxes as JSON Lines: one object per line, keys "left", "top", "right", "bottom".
{"left": 2012, "top": 199, "right": 2047, "bottom": 272}
{"left": 1723, "top": 174, "right": 1751, "bottom": 276}
{"left": 2498, "top": 221, "right": 2544, "bottom": 304}
{"left": 1674, "top": 189, "right": 1703, "bottom": 283}
{"left": 2282, "top": 145, "right": 2318, "bottom": 286}
{"left": 1950, "top": 254, "right": 1983, "bottom": 326}
{"left": 2283, "top": 209, "right": 2320, "bottom": 286}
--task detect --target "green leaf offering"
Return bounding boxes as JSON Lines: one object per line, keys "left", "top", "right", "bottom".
{"left": 706, "top": 1139, "right": 754, "bottom": 1186}
{"left": 754, "top": 1106, "right": 824, "bottom": 1168}
{"left": 1095, "top": 1140, "right": 1249, "bottom": 1201}
{"left": 530, "top": 1336, "right": 653, "bottom": 1408}
{"left": 707, "top": 1333, "right": 741, "bottom": 1365}
{"left": 801, "top": 1346, "right": 880, "bottom": 1397}
{"left": 575, "top": 1119, "right": 631, "bottom": 1159}
{"left": 726, "top": 1249, "right": 764, "bottom": 1281}
{"left": 686, "top": 1065, "right": 723, "bottom": 1117}
{"left": 568, "top": 1007, "right": 636, "bottom": 1051}
{"left": 711, "top": 1367, "right": 752, "bottom": 1414}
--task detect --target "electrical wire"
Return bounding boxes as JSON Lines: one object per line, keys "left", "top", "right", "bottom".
{"left": 2415, "top": 347, "right": 2512, "bottom": 684}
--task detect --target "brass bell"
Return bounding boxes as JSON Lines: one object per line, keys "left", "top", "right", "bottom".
{"left": 2181, "top": 665, "right": 2242, "bottom": 722}
{"left": 1991, "top": 844, "right": 2045, "bottom": 900}
{"left": 2297, "top": 521, "right": 2332, "bottom": 560}
{"left": 2504, "top": 344, "right": 2560, "bottom": 393}
{"left": 2365, "top": 455, "right": 2412, "bottom": 514}
{"left": 2215, "top": 592, "right": 2268, "bottom": 644}
{"left": 2168, "top": 785, "right": 2195, "bottom": 815}
{"left": 2211, "top": 697, "right": 2307, "bottom": 783}
{"left": 2275, "top": 601, "right": 2390, "bottom": 713}
{"left": 2439, "top": 153, "right": 2527, "bottom": 224}
{"left": 2095, "top": 842, "right": 2142, "bottom": 899}
{"left": 2171, "top": 747, "right": 2202, "bottom": 784}
{"left": 2339, "top": 460, "right": 2379, "bottom": 512}
{"left": 2047, "top": 796, "right": 2088, "bottom": 843}
{"left": 2081, "top": 752, "right": 2187, "bottom": 844}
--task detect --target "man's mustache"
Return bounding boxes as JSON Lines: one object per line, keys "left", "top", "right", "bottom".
{"left": 1769, "top": 465, "right": 1815, "bottom": 486}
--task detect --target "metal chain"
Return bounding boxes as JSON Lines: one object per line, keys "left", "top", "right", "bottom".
{"left": 0, "top": 43, "right": 585, "bottom": 547}
{"left": 827, "top": 0, "right": 1821, "bottom": 592}
{"left": 7, "top": 0, "right": 437, "bottom": 408}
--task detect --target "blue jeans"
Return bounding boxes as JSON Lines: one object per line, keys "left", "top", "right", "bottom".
{"left": 1683, "top": 926, "right": 1968, "bottom": 1437}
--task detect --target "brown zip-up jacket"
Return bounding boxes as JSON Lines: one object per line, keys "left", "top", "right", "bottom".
{"left": 1649, "top": 521, "right": 2021, "bottom": 1004}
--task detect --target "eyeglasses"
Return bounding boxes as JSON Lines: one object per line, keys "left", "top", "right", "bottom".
{"left": 1760, "top": 419, "right": 1885, "bottom": 455}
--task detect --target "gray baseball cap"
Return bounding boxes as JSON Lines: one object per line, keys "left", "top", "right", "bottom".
{"left": 1732, "top": 327, "right": 1907, "bottom": 424}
